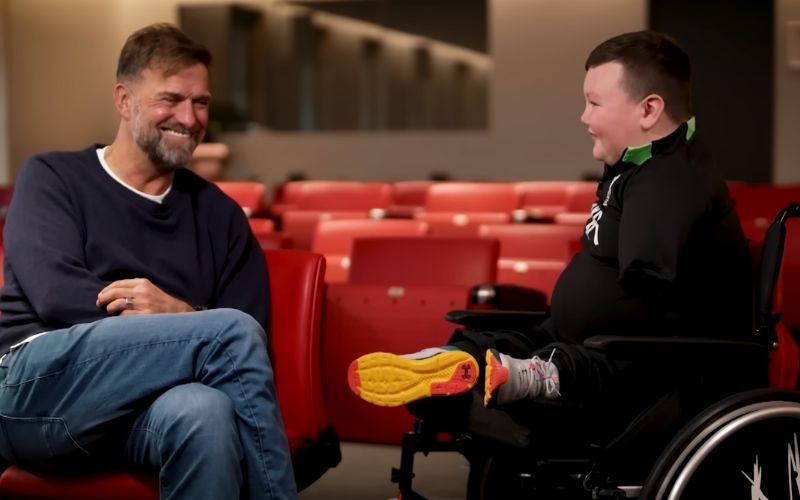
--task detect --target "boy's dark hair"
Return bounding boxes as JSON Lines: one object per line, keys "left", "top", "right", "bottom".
{"left": 116, "top": 23, "right": 211, "bottom": 83}
{"left": 586, "top": 31, "right": 692, "bottom": 122}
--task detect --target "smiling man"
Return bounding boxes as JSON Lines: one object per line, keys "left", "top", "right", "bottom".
{"left": 348, "top": 31, "right": 757, "bottom": 466}
{"left": 0, "top": 24, "right": 296, "bottom": 499}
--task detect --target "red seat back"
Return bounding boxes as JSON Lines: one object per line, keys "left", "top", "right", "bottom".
{"left": 215, "top": 181, "right": 268, "bottom": 216}
{"left": 728, "top": 183, "right": 800, "bottom": 219}
{"left": 391, "top": 181, "right": 435, "bottom": 207}
{"left": 295, "top": 181, "right": 393, "bottom": 211}
{"left": 479, "top": 224, "right": 582, "bottom": 303}
{"left": 312, "top": 219, "right": 429, "bottom": 256}
{"left": 248, "top": 217, "right": 275, "bottom": 236}
{"left": 515, "top": 181, "right": 574, "bottom": 219}
{"left": 265, "top": 250, "right": 330, "bottom": 445}
{"left": 424, "top": 182, "right": 521, "bottom": 213}
{"left": 281, "top": 210, "right": 370, "bottom": 250}
{"left": 312, "top": 219, "right": 429, "bottom": 283}
{"left": 479, "top": 223, "right": 582, "bottom": 261}
{"left": 563, "top": 182, "right": 598, "bottom": 212}
{"left": 322, "top": 236, "right": 500, "bottom": 443}
{"left": 414, "top": 211, "right": 511, "bottom": 236}
{"left": 348, "top": 236, "right": 499, "bottom": 286}
{"left": 322, "top": 284, "right": 472, "bottom": 444}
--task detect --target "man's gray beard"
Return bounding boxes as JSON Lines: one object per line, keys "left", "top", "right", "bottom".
{"left": 130, "top": 105, "right": 197, "bottom": 172}
{"left": 134, "top": 128, "right": 195, "bottom": 173}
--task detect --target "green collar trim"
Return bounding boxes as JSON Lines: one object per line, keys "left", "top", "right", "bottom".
{"left": 685, "top": 116, "right": 696, "bottom": 140}
{"left": 621, "top": 143, "right": 652, "bottom": 166}
{"left": 621, "top": 117, "right": 696, "bottom": 166}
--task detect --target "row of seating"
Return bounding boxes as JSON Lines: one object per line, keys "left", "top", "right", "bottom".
{"left": 220, "top": 181, "right": 800, "bottom": 349}
{"left": 269, "top": 180, "right": 596, "bottom": 219}
{"left": 310, "top": 220, "right": 581, "bottom": 304}
{"left": 222, "top": 180, "right": 800, "bottom": 250}
{"left": 222, "top": 179, "right": 800, "bottom": 221}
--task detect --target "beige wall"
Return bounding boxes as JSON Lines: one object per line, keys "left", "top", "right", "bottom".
{"left": 4, "top": 0, "right": 646, "bottom": 184}
{"left": 4, "top": 0, "right": 254, "bottom": 175}
{"left": 0, "top": 0, "right": 9, "bottom": 183}
{"left": 775, "top": 0, "right": 800, "bottom": 183}
{"left": 222, "top": 0, "right": 647, "bottom": 186}
{"left": 4, "top": 0, "right": 797, "bottom": 186}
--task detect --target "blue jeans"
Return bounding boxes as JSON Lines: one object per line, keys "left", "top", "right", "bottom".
{"left": 0, "top": 309, "right": 297, "bottom": 500}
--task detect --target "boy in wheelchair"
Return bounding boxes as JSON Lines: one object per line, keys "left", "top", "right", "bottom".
{"left": 349, "top": 31, "right": 770, "bottom": 497}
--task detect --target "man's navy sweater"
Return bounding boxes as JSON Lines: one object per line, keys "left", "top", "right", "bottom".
{"left": 0, "top": 145, "right": 269, "bottom": 355}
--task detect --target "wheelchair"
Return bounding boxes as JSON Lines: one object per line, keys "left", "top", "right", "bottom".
{"left": 392, "top": 203, "right": 800, "bottom": 500}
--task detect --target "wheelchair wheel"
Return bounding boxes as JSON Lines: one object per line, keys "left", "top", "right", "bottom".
{"left": 640, "top": 388, "right": 800, "bottom": 499}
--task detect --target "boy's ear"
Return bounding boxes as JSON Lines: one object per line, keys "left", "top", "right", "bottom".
{"left": 639, "top": 94, "right": 665, "bottom": 130}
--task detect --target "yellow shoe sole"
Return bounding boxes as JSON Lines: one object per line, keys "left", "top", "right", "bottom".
{"left": 348, "top": 350, "right": 479, "bottom": 407}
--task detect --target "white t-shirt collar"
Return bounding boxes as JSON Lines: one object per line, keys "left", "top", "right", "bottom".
{"left": 96, "top": 146, "right": 172, "bottom": 204}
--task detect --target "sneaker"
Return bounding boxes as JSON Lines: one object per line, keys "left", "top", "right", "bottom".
{"left": 348, "top": 348, "right": 479, "bottom": 407}
{"left": 484, "top": 348, "right": 560, "bottom": 407}
{"left": 484, "top": 349, "right": 509, "bottom": 406}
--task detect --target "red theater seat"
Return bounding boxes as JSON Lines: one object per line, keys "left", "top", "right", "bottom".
{"left": 728, "top": 183, "right": 800, "bottom": 242}
{"left": 347, "top": 236, "right": 499, "bottom": 286}
{"left": 415, "top": 211, "right": 511, "bottom": 236}
{"left": 479, "top": 224, "right": 582, "bottom": 303}
{"left": 248, "top": 217, "right": 275, "bottom": 235}
{"left": 563, "top": 182, "right": 598, "bottom": 212}
{"left": 282, "top": 210, "right": 370, "bottom": 250}
{"left": 0, "top": 249, "right": 340, "bottom": 498}
{"left": 728, "top": 183, "right": 800, "bottom": 218}
{"left": 275, "top": 182, "right": 394, "bottom": 249}
{"left": 515, "top": 181, "right": 574, "bottom": 220}
{"left": 323, "top": 284, "right": 473, "bottom": 444}
{"left": 388, "top": 180, "right": 435, "bottom": 218}
{"left": 424, "top": 182, "right": 521, "bottom": 213}
{"left": 552, "top": 182, "right": 597, "bottom": 225}
{"left": 215, "top": 181, "right": 268, "bottom": 217}
{"left": 322, "top": 237, "right": 499, "bottom": 444}
{"left": 414, "top": 183, "right": 520, "bottom": 235}
{"left": 270, "top": 181, "right": 392, "bottom": 220}
{"left": 554, "top": 212, "right": 591, "bottom": 226}
{"left": 295, "top": 181, "right": 393, "bottom": 211}
{"left": 311, "top": 219, "right": 429, "bottom": 283}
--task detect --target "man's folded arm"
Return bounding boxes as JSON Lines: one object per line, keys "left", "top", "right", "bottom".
{"left": 4, "top": 158, "right": 108, "bottom": 326}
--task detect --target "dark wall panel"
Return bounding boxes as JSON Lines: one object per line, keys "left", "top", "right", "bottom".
{"left": 650, "top": 0, "right": 773, "bottom": 182}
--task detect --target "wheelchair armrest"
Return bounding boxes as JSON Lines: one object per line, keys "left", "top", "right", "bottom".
{"left": 470, "top": 283, "right": 548, "bottom": 311}
{"left": 445, "top": 309, "right": 549, "bottom": 331}
{"left": 582, "top": 335, "right": 768, "bottom": 361}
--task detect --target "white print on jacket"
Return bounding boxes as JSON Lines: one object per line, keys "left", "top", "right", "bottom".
{"left": 585, "top": 203, "right": 602, "bottom": 246}
{"left": 603, "top": 174, "right": 621, "bottom": 207}
{"left": 585, "top": 174, "right": 621, "bottom": 246}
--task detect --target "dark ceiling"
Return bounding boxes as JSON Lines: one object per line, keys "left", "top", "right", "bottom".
{"left": 289, "top": 0, "right": 488, "bottom": 53}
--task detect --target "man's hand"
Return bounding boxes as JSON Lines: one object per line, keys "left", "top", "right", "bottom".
{"left": 97, "top": 278, "right": 194, "bottom": 315}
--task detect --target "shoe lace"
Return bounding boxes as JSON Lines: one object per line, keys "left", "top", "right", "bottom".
{"left": 522, "top": 348, "right": 561, "bottom": 399}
